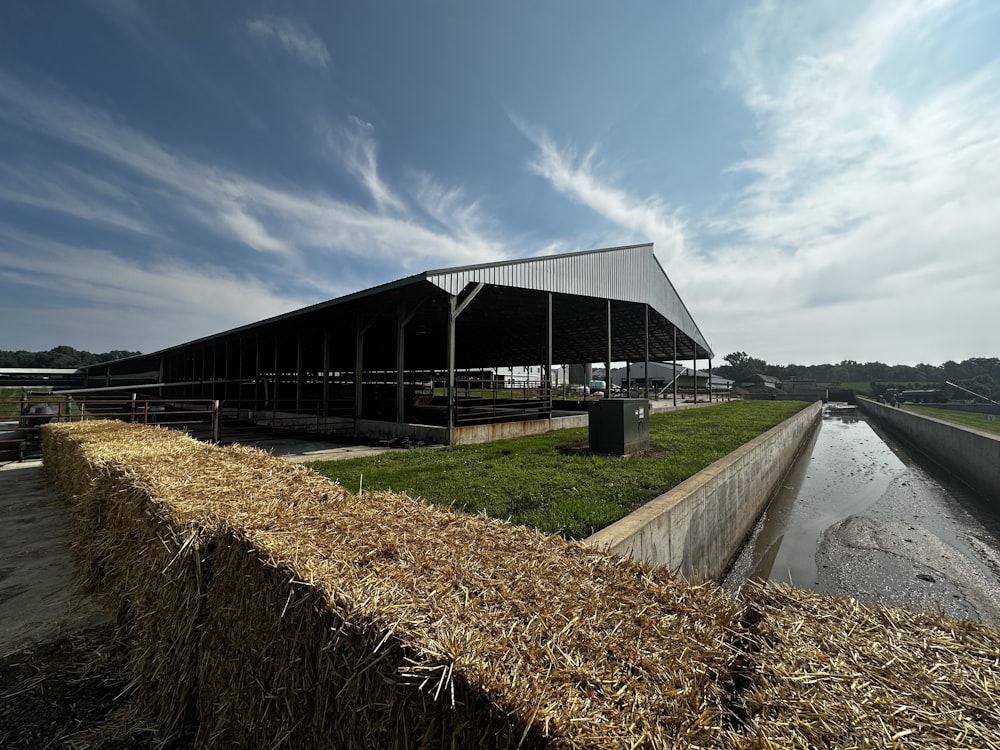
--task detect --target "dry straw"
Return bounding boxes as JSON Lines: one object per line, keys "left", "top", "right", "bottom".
{"left": 41, "top": 421, "right": 1000, "bottom": 748}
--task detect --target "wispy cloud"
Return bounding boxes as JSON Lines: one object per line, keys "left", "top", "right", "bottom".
{"left": 721, "top": 0, "right": 1000, "bottom": 283}
{"left": 245, "top": 15, "right": 331, "bottom": 70}
{"left": 0, "top": 227, "right": 304, "bottom": 351}
{"left": 512, "top": 117, "right": 688, "bottom": 265}
{"left": 0, "top": 163, "right": 151, "bottom": 235}
{"left": 511, "top": 2, "right": 1000, "bottom": 364}
{"left": 0, "top": 70, "right": 509, "bottom": 276}
{"left": 318, "top": 116, "right": 407, "bottom": 214}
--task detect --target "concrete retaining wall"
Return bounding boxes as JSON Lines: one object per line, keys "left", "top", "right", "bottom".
{"left": 451, "top": 414, "right": 589, "bottom": 446}
{"left": 355, "top": 419, "right": 449, "bottom": 445}
{"left": 586, "top": 401, "right": 822, "bottom": 583}
{"left": 917, "top": 403, "right": 1000, "bottom": 416}
{"left": 857, "top": 398, "right": 1000, "bottom": 499}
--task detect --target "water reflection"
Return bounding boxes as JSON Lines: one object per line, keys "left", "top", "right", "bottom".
{"left": 728, "top": 406, "right": 906, "bottom": 588}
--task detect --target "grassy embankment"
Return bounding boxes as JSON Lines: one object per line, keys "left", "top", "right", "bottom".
{"left": 904, "top": 404, "right": 1000, "bottom": 435}
{"left": 309, "top": 399, "right": 807, "bottom": 539}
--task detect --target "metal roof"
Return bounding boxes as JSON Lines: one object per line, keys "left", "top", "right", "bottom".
{"left": 80, "top": 243, "right": 713, "bottom": 380}
{"left": 423, "top": 243, "right": 711, "bottom": 356}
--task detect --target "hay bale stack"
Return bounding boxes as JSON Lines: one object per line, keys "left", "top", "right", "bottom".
{"left": 40, "top": 422, "right": 1000, "bottom": 748}
{"left": 42, "top": 421, "right": 219, "bottom": 736}
{"left": 42, "top": 421, "right": 739, "bottom": 747}
{"left": 726, "top": 582, "right": 1000, "bottom": 748}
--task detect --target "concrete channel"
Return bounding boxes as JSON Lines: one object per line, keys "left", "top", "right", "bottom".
{"left": 722, "top": 403, "right": 1000, "bottom": 627}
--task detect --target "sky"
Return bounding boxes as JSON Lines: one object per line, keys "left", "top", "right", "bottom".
{"left": 1, "top": 0, "right": 998, "bottom": 367}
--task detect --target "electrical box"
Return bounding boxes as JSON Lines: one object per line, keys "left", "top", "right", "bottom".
{"left": 588, "top": 398, "right": 651, "bottom": 456}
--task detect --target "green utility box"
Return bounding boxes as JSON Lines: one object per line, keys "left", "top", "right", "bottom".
{"left": 588, "top": 398, "right": 651, "bottom": 456}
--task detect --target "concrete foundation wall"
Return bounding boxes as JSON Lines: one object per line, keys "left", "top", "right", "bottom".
{"left": 355, "top": 419, "right": 449, "bottom": 445}
{"left": 451, "top": 414, "right": 588, "bottom": 446}
{"left": 586, "top": 401, "right": 822, "bottom": 583}
{"left": 857, "top": 398, "right": 1000, "bottom": 499}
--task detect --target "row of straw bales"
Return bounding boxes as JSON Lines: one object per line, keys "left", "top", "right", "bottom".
{"left": 42, "top": 421, "right": 1000, "bottom": 748}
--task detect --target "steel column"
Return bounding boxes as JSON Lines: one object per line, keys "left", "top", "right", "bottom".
{"left": 296, "top": 332, "right": 303, "bottom": 412}
{"left": 644, "top": 305, "right": 650, "bottom": 399}
{"left": 673, "top": 328, "right": 678, "bottom": 407}
{"left": 604, "top": 299, "right": 611, "bottom": 400}
{"left": 546, "top": 292, "right": 553, "bottom": 417}
{"left": 447, "top": 296, "right": 456, "bottom": 430}
{"left": 322, "top": 325, "right": 330, "bottom": 417}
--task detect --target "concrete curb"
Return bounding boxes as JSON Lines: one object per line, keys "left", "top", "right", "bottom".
{"left": 586, "top": 401, "right": 822, "bottom": 582}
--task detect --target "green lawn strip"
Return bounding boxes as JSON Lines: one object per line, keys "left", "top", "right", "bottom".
{"left": 0, "top": 388, "right": 24, "bottom": 420}
{"left": 308, "top": 400, "right": 808, "bottom": 539}
{"left": 904, "top": 405, "right": 1000, "bottom": 434}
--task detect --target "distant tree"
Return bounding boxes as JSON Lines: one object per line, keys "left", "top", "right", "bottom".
{"left": 719, "top": 351, "right": 769, "bottom": 382}
{"left": 0, "top": 346, "right": 141, "bottom": 368}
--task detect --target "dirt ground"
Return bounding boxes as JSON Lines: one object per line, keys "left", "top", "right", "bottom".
{"left": 0, "top": 460, "right": 140, "bottom": 748}
{"left": 0, "top": 439, "right": 399, "bottom": 747}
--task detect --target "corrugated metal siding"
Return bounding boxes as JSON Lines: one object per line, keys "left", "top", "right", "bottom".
{"left": 425, "top": 244, "right": 712, "bottom": 355}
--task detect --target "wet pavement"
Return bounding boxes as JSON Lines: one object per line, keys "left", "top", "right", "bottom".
{"left": 724, "top": 405, "right": 1000, "bottom": 627}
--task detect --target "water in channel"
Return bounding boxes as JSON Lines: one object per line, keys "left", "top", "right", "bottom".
{"left": 722, "top": 404, "right": 1000, "bottom": 627}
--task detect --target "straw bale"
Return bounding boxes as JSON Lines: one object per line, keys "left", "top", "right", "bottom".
{"left": 726, "top": 581, "right": 1000, "bottom": 748}
{"left": 39, "top": 422, "right": 1000, "bottom": 748}
{"left": 42, "top": 422, "right": 215, "bottom": 738}
{"left": 42, "top": 422, "right": 740, "bottom": 747}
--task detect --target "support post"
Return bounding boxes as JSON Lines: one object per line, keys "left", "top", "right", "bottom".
{"left": 447, "top": 296, "right": 456, "bottom": 430}
{"left": 295, "top": 332, "right": 304, "bottom": 412}
{"left": 355, "top": 315, "right": 365, "bottom": 420}
{"left": 672, "top": 328, "right": 678, "bottom": 407}
{"left": 644, "top": 305, "right": 650, "bottom": 400}
{"left": 273, "top": 337, "right": 280, "bottom": 410}
{"left": 322, "top": 325, "right": 330, "bottom": 417}
{"left": 397, "top": 300, "right": 406, "bottom": 424}
{"left": 693, "top": 352, "right": 698, "bottom": 403}
{"left": 605, "top": 299, "right": 612, "bottom": 400}
{"left": 546, "top": 292, "right": 553, "bottom": 418}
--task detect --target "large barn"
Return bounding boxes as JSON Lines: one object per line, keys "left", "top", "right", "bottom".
{"left": 77, "top": 244, "right": 713, "bottom": 445}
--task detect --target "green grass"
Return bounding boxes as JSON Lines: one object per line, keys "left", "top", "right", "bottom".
{"left": 0, "top": 388, "right": 23, "bottom": 420}
{"left": 904, "top": 404, "right": 1000, "bottom": 434}
{"left": 309, "top": 400, "right": 808, "bottom": 539}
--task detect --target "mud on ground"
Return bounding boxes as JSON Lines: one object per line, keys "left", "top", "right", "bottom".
{"left": 0, "top": 462, "right": 167, "bottom": 748}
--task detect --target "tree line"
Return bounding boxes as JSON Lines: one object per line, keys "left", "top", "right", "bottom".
{"left": 0, "top": 345, "right": 142, "bottom": 369}
{"left": 718, "top": 353, "right": 1000, "bottom": 401}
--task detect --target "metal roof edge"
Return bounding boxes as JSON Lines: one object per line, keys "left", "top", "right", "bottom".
{"left": 80, "top": 271, "right": 431, "bottom": 370}
{"left": 648, "top": 251, "right": 713, "bottom": 358}
{"left": 423, "top": 242, "right": 654, "bottom": 279}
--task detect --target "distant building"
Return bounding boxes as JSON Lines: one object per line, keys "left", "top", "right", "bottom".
{"left": 604, "top": 362, "right": 732, "bottom": 398}
{"left": 738, "top": 374, "right": 782, "bottom": 390}
{"left": 784, "top": 379, "right": 820, "bottom": 401}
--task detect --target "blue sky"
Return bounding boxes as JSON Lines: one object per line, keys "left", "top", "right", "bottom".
{"left": 2, "top": 0, "right": 998, "bottom": 366}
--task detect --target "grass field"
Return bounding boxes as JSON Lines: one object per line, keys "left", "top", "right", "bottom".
{"left": 309, "top": 399, "right": 808, "bottom": 539}
{"left": 904, "top": 404, "right": 1000, "bottom": 434}
{"left": 0, "top": 388, "right": 23, "bottom": 420}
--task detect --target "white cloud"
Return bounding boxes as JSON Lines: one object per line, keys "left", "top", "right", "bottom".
{"left": 318, "top": 116, "right": 407, "bottom": 214}
{"left": 245, "top": 15, "right": 331, "bottom": 70}
{"left": 0, "top": 228, "right": 305, "bottom": 351}
{"left": 510, "top": 3, "right": 1000, "bottom": 365}
{"left": 0, "top": 70, "right": 509, "bottom": 275}
{"left": 692, "top": 0, "right": 1000, "bottom": 364}
{"left": 0, "top": 163, "right": 151, "bottom": 235}
{"left": 513, "top": 117, "right": 688, "bottom": 266}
